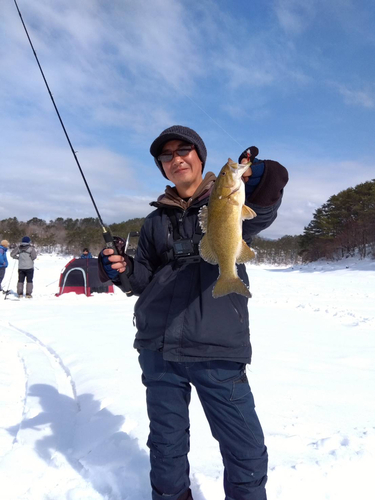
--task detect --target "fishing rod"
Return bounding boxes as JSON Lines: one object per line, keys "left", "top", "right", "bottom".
{"left": 13, "top": 0, "right": 132, "bottom": 296}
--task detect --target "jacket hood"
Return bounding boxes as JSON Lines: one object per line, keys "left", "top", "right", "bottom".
{"left": 151, "top": 171, "right": 216, "bottom": 210}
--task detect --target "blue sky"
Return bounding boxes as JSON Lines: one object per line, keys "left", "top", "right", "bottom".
{"left": 1, "top": 0, "right": 375, "bottom": 238}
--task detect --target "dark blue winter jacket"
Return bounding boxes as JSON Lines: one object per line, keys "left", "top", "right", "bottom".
{"left": 103, "top": 160, "right": 288, "bottom": 363}
{"left": 0, "top": 245, "right": 8, "bottom": 268}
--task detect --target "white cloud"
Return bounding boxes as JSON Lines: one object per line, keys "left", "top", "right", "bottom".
{"left": 2, "top": 0, "right": 375, "bottom": 242}
{"left": 274, "top": 0, "right": 316, "bottom": 35}
{"left": 337, "top": 85, "right": 374, "bottom": 109}
{"left": 2, "top": 0, "right": 207, "bottom": 129}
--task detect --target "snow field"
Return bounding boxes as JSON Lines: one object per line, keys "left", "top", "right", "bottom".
{"left": 1, "top": 253, "right": 374, "bottom": 499}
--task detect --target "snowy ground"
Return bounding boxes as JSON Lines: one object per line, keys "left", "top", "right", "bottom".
{"left": 1, "top": 253, "right": 375, "bottom": 500}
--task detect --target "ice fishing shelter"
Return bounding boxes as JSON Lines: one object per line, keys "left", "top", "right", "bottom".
{"left": 56, "top": 257, "right": 114, "bottom": 297}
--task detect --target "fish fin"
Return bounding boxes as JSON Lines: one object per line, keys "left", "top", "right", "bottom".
{"left": 199, "top": 234, "right": 218, "bottom": 264}
{"left": 242, "top": 205, "right": 257, "bottom": 220}
{"left": 236, "top": 240, "right": 256, "bottom": 264}
{"left": 198, "top": 205, "right": 208, "bottom": 233}
{"left": 213, "top": 275, "right": 251, "bottom": 298}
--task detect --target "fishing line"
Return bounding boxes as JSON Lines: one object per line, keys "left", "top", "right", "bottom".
{"left": 180, "top": 91, "right": 246, "bottom": 150}
{"left": 13, "top": 0, "right": 132, "bottom": 295}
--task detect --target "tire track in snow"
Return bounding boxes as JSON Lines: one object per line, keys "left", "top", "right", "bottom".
{"left": 1, "top": 321, "right": 150, "bottom": 500}
{"left": 0, "top": 328, "right": 28, "bottom": 460}
{"left": 0, "top": 322, "right": 90, "bottom": 500}
{"left": 1, "top": 321, "right": 80, "bottom": 453}
{"left": 8, "top": 322, "right": 80, "bottom": 408}
{"left": 11, "top": 354, "right": 28, "bottom": 446}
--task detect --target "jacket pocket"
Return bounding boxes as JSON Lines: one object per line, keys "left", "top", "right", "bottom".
{"left": 208, "top": 360, "right": 246, "bottom": 383}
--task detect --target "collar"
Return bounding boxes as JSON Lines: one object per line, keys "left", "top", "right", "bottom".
{"left": 150, "top": 171, "right": 216, "bottom": 210}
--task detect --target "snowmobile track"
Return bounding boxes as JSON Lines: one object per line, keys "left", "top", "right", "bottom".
{"left": 8, "top": 322, "right": 80, "bottom": 408}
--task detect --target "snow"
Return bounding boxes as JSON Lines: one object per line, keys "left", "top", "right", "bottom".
{"left": 1, "top": 253, "right": 375, "bottom": 500}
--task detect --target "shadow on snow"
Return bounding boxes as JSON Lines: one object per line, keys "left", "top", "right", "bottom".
{"left": 7, "top": 384, "right": 151, "bottom": 500}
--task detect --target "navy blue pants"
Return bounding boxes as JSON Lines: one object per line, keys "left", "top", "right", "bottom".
{"left": 139, "top": 350, "right": 268, "bottom": 500}
{"left": 0, "top": 267, "right": 5, "bottom": 289}
{"left": 18, "top": 268, "right": 34, "bottom": 283}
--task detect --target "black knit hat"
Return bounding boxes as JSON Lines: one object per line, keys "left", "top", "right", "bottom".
{"left": 150, "top": 125, "right": 207, "bottom": 179}
{"left": 238, "top": 146, "right": 259, "bottom": 164}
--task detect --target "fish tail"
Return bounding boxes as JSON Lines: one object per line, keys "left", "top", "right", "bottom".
{"left": 213, "top": 275, "right": 251, "bottom": 298}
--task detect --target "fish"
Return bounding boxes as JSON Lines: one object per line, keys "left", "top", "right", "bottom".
{"left": 198, "top": 158, "right": 257, "bottom": 298}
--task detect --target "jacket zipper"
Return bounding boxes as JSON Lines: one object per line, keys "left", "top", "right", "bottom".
{"left": 176, "top": 210, "right": 185, "bottom": 237}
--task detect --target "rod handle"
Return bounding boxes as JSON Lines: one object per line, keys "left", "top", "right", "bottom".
{"left": 102, "top": 231, "right": 133, "bottom": 296}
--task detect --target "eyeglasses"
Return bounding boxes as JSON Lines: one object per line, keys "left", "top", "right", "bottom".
{"left": 157, "top": 144, "right": 194, "bottom": 163}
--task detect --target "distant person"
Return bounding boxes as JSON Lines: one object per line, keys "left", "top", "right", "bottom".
{"left": 80, "top": 248, "right": 93, "bottom": 259}
{"left": 0, "top": 239, "right": 10, "bottom": 293}
{"left": 10, "top": 236, "right": 37, "bottom": 298}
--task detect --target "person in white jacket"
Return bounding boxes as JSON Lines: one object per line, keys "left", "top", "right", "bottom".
{"left": 10, "top": 236, "right": 37, "bottom": 298}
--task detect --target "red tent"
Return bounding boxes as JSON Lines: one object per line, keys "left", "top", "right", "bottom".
{"left": 56, "top": 257, "right": 114, "bottom": 296}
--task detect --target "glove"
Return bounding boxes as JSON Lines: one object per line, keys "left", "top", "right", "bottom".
{"left": 238, "top": 146, "right": 259, "bottom": 164}
{"left": 100, "top": 250, "right": 121, "bottom": 280}
{"left": 245, "top": 160, "right": 265, "bottom": 196}
{"left": 98, "top": 236, "right": 132, "bottom": 282}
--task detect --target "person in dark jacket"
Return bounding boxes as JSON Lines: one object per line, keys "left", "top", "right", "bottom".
{"left": 0, "top": 239, "right": 9, "bottom": 292}
{"left": 10, "top": 236, "right": 37, "bottom": 298}
{"left": 80, "top": 248, "right": 93, "bottom": 259}
{"left": 100, "top": 125, "right": 288, "bottom": 500}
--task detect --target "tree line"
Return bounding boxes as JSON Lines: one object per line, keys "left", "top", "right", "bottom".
{"left": 1, "top": 179, "right": 374, "bottom": 263}
{"left": 0, "top": 217, "right": 145, "bottom": 257}
{"left": 299, "top": 179, "right": 375, "bottom": 261}
{"left": 0, "top": 215, "right": 300, "bottom": 263}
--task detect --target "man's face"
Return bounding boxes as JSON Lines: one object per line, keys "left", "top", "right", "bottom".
{"left": 160, "top": 140, "right": 203, "bottom": 194}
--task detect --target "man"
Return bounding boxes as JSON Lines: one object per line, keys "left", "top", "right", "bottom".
{"left": 10, "top": 236, "right": 37, "bottom": 298}
{"left": 100, "top": 125, "right": 288, "bottom": 500}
